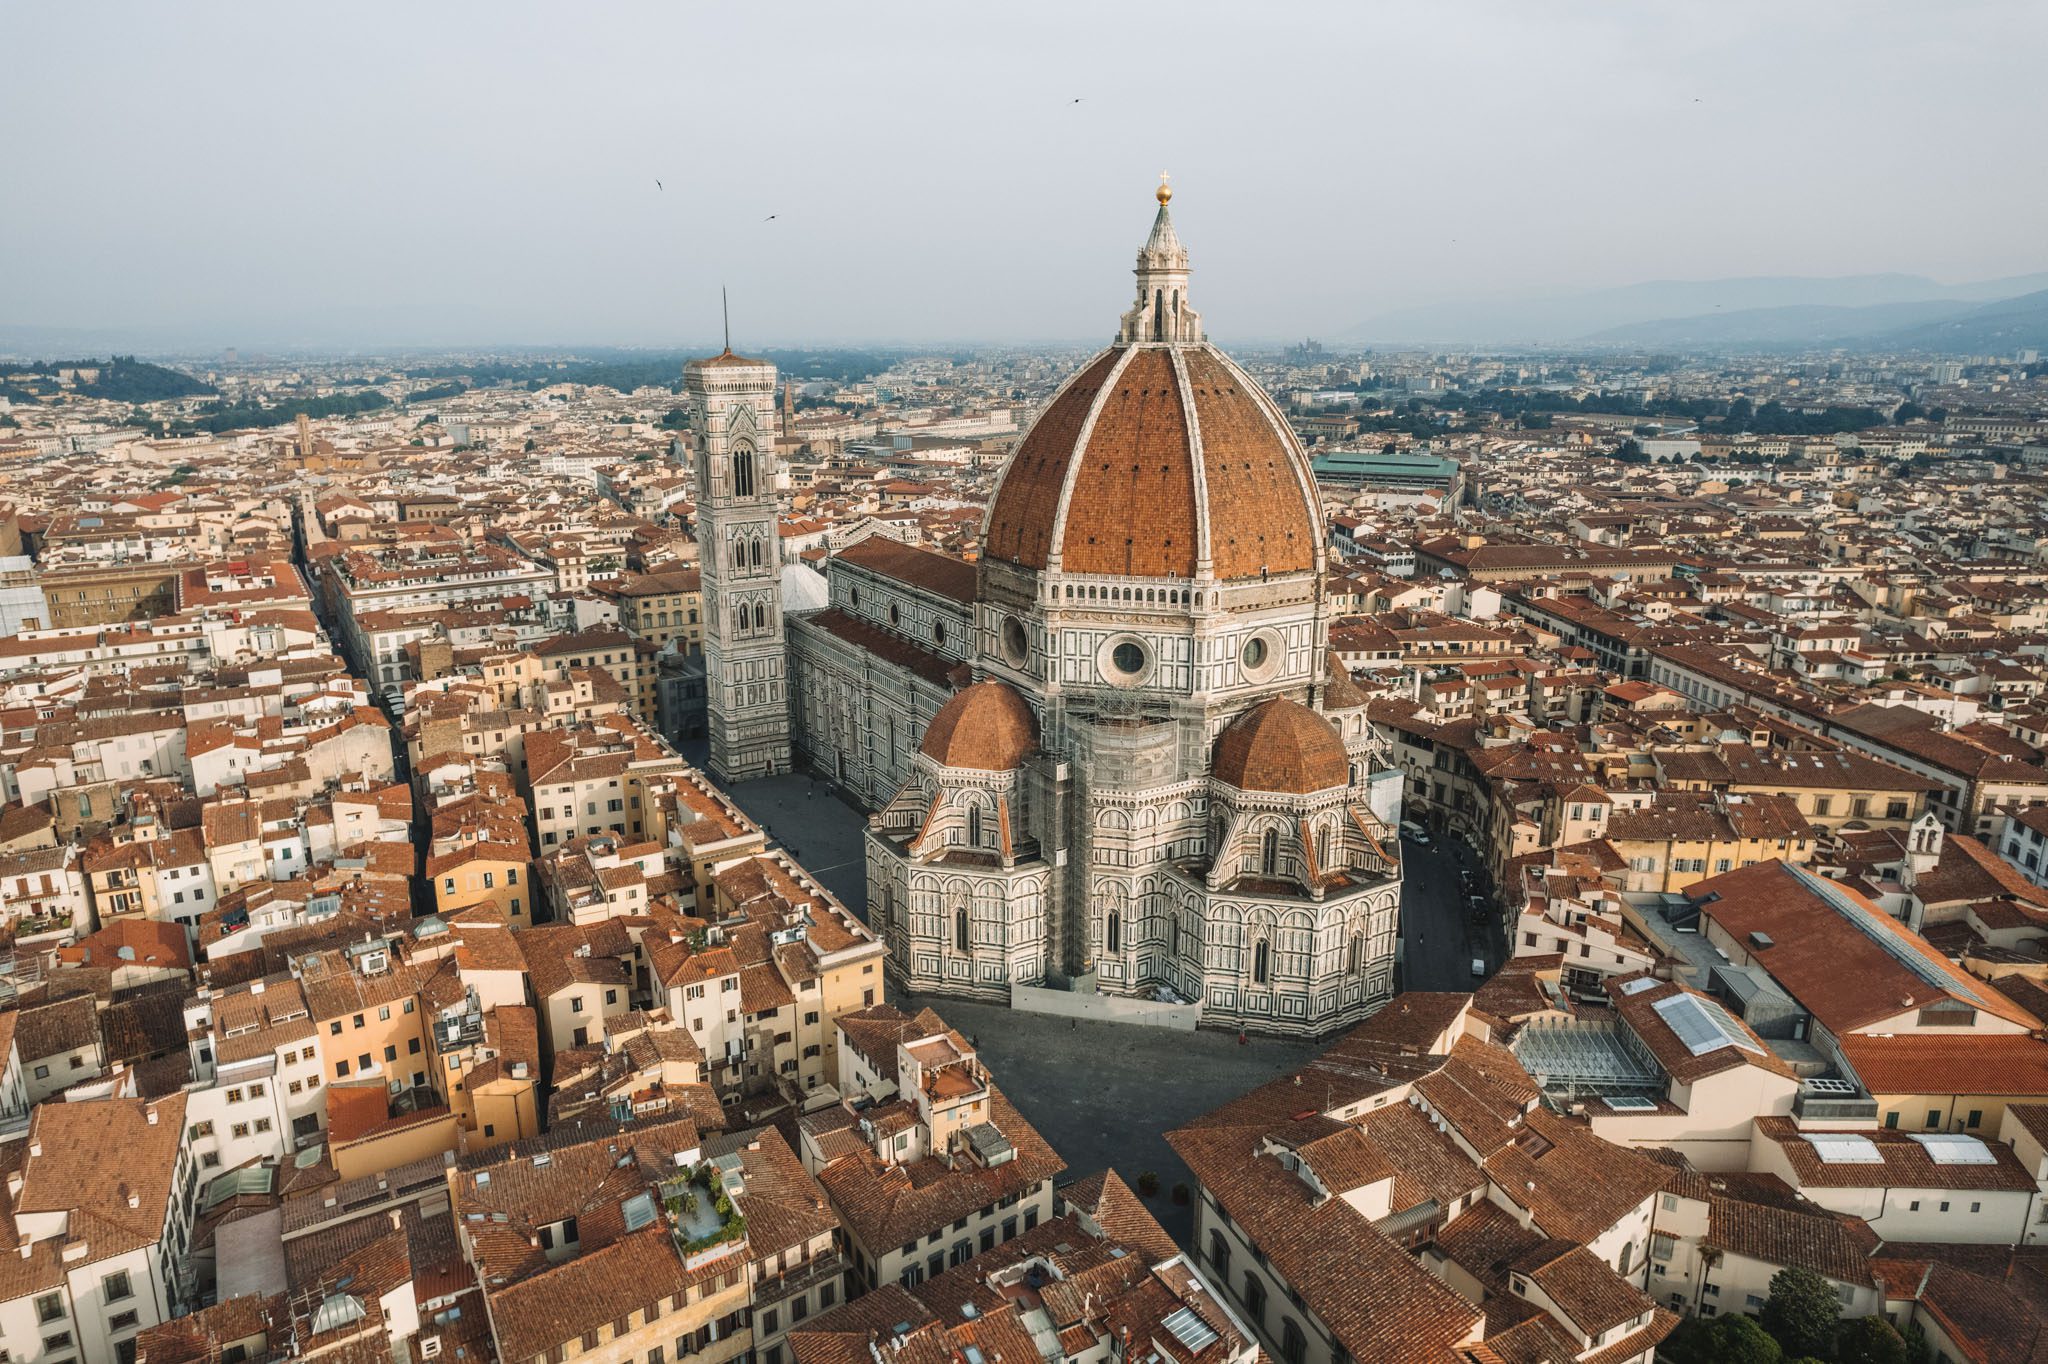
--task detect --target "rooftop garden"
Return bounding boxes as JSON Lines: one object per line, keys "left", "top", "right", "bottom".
{"left": 663, "top": 1163, "right": 745, "bottom": 1258}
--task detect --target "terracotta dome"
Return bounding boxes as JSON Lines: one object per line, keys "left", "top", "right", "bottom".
{"left": 982, "top": 346, "right": 1319, "bottom": 581}
{"left": 919, "top": 681, "right": 1038, "bottom": 772}
{"left": 1323, "top": 650, "right": 1369, "bottom": 709}
{"left": 981, "top": 195, "right": 1320, "bottom": 584}
{"left": 1211, "top": 697, "right": 1349, "bottom": 794}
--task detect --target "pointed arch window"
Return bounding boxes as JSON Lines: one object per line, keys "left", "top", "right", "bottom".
{"left": 1106, "top": 910, "right": 1120, "bottom": 954}
{"left": 1260, "top": 828, "right": 1279, "bottom": 876}
{"left": 1348, "top": 932, "right": 1363, "bottom": 974}
{"left": 1252, "top": 939, "right": 1270, "bottom": 985}
{"left": 754, "top": 603, "right": 767, "bottom": 630}
{"left": 967, "top": 804, "right": 982, "bottom": 847}
{"left": 954, "top": 906, "right": 969, "bottom": 953}
{"left": 1170, "top": 916, "right": 1181, "bottom": 957}
{"left": 1314, "top": 826, "right": 1330, "bottom": 868}
{"left": 732, "top": 445, "right": 756, "bottom": 497}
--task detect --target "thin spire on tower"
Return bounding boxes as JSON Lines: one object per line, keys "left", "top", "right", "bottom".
{"left": 722, "top": 286, "right": 731, "bottom": 354}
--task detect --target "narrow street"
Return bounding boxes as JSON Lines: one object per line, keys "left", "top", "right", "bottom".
{"left": 1397, "top": 831, "right": 1494, "bottom": 992}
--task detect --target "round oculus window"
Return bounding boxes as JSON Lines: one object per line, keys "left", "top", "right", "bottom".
{"left": 1001, "top": 616, "right": 1029, "bottom": 666}
{"left": 1112, "top": 641, "right": 1147, "bottom": 675}
{"left": 1242, "top": 637, "right": 1269, "bottom": 670}
{"left": 888, "top": 603, "right": 900, "bottom": 626}
{"left": 933, "top": 620, "right": 947, "bottom": 646}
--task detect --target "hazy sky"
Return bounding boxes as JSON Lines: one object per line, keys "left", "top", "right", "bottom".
{"left": 4, "top": 0, "right": 2043, "bottom": 350}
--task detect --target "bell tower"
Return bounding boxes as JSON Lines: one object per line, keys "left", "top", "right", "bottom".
{"left": 687, "top": 345, "right": 792, "bottom": 783}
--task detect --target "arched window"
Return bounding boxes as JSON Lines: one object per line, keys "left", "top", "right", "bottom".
{"left": 1242, "top": 1274, "right": 1265, "bottom": 1328}
{"left": 732, "top": 445, "right": 756, "bottom": 497}
{"left": 1152, "top": 288, "right": 1165, "bottom": 341}
{"left": 754, "top": 603, "right": 766, "bottom": 629}
{"left": 1315, "top": 826, "right": 1330, "bottom": 868}
{"left": 1280, "top": 1320, "right": 1306, "bottom": 1364}
{"left": 881, "top": 886, "right": 894, "bottom": 928}
{"left": 1106, "top": 910, "right": 1120, "bottom": 953}
{"left": 1260, "top": 828, "right": 1279, "bottom": 876}
{"left": 1170, "top": 916, "right": 1181, "bottom": 957}
{"left": 967, "top": 804, "right": 982, "bottom": 847}
{"left": 954, "top": 906, "right": 969, "bottom": 953}
{"left": 1348, "top": 932, "right": 1363, "bottom": 974}
{"left": 1252, "top": 939, "right": 1270, "bottom": 985}
{"left": 1207, "top": 1229, "right": 1231, "bottom": 1283}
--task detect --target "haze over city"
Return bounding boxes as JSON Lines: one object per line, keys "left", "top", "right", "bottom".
{"left": 5, "top": 0, "right": 2045, "bottom": 348}
{"left": 8, "top": 8, "right": 2048, "bottom": 1364}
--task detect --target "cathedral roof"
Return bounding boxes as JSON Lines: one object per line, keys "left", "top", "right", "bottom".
{"left": 980, "top": 191, "right": 1321, "bottom": 584}
{"left": 1213, "top": 697, "right": 1350, "bottom": 795}
{"left": 1324, "top": 650, "right": 1369, "bottom": 710}
{"left": 918, "top": 681, "right": 1037, "bottom": 772}
{"left": 687, "top": 348, "right": 770, "bottom": 370}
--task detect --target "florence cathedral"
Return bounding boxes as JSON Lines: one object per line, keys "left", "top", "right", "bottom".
{"left": 687, "top": 184, "right": 1405, "bottom": 1037}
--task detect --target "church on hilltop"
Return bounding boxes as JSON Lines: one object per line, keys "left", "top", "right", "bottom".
{"left": 684, "top": 183, "right": 1405, "bottom": 1038}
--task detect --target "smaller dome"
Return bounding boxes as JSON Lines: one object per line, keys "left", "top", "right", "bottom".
{"left": 920, "top": 681, "right": 1037, "bottom": 772}
{"left": 1213, "top": 697, "right": 1349, "bottom": 795}
{"left": 1323, "top": 650, "right": 1369, "bottom": 710}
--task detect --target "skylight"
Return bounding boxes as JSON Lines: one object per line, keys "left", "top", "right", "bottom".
{"left": 623, "top": 1191, "right": 658, "bottom": 1232}
{"left": 1909, "top": 1134, "right": 1996, "bottom": 1165}
{"left": 1618, "top": 977, "right": 1658, "bottom": 997}
{"left": 1805, "top": 1134, "right": 1883, "bottom": 1165}
{"left": 1651, "top": 993, "right": 1763, "bottom": 1057}
{"left": 1163, "top": 1308, "right": 1220, "bottom": 1353}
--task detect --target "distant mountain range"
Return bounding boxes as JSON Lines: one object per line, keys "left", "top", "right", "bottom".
{"left": 1346, "top": 272, "right": 2048, "bottom": 351}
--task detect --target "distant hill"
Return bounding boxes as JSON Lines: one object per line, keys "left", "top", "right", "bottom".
{"left": 1347, "top": 271, "right": 2048, "bottom": 347}
{"left": 1579, "top": 299, "right": 1972, "bottom": 349}
{"left": 0, "top": 355, "right": 214, "bottom": 403}
{"left": 1875, "top": 288, "right": 2048, "bottom": 352}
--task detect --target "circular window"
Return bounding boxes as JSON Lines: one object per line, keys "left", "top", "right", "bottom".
{"left": 849, "top": 587, "right": 860, "bottom": 608}
{"left": 1240, "top": 628, "right": 1284, "bottom": 683}
{"left": 889, "top": 603, "right": 901, "bottom": 626}
{"left": 1001, "top": 616, "right": 1029, "bottom": 666}
{"left": 933, "top": 620, "right": 947, "bottom": 647}
{"left": 1112, "top": 641, "right": 1146, "bottom": 674}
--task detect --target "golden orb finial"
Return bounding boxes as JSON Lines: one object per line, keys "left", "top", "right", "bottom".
{"left": 1157, "top": 170, "right": 1172, "bottom": 206}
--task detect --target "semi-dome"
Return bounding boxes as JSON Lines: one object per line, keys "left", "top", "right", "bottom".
{"left": 1212, "top": 697, "right": 1350, "bottom": 795}
{"left": 919, "top": 680, "right": 1038, "bottom": 772}
{"left": 981, "top": 191, "right": 1321, "bottom": 583}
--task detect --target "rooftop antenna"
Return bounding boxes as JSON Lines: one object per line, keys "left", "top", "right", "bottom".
{"left": 722, "top": 286, "right": 731, "bottom": 354}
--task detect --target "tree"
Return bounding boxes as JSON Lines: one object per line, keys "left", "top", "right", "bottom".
{"left": 1763, "top": 1266, "right": 1840, "bottom": 1360}
{"left": 1665, "top": 1315, "right": 1783, "bottom": 1364}
{"left": 1837, "top": 1315, "right": 1908, "bottom": 1364}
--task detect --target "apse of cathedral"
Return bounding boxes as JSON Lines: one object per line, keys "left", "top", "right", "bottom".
{"left": 702, "top": 183, "right": 1405, "bottom": 1037}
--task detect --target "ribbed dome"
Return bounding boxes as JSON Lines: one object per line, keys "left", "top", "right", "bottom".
{"left": 919, "top": 681, "right": 1038, "bottom": 772}
{"left": 982, "top": 345, "right": 1320, "bottom": 582}
{"left": 1323, "top": 650, "right": 1368, "bottom": 709}
{"left": 1212, "top": 697, "right": 1349, "bottom": 794}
